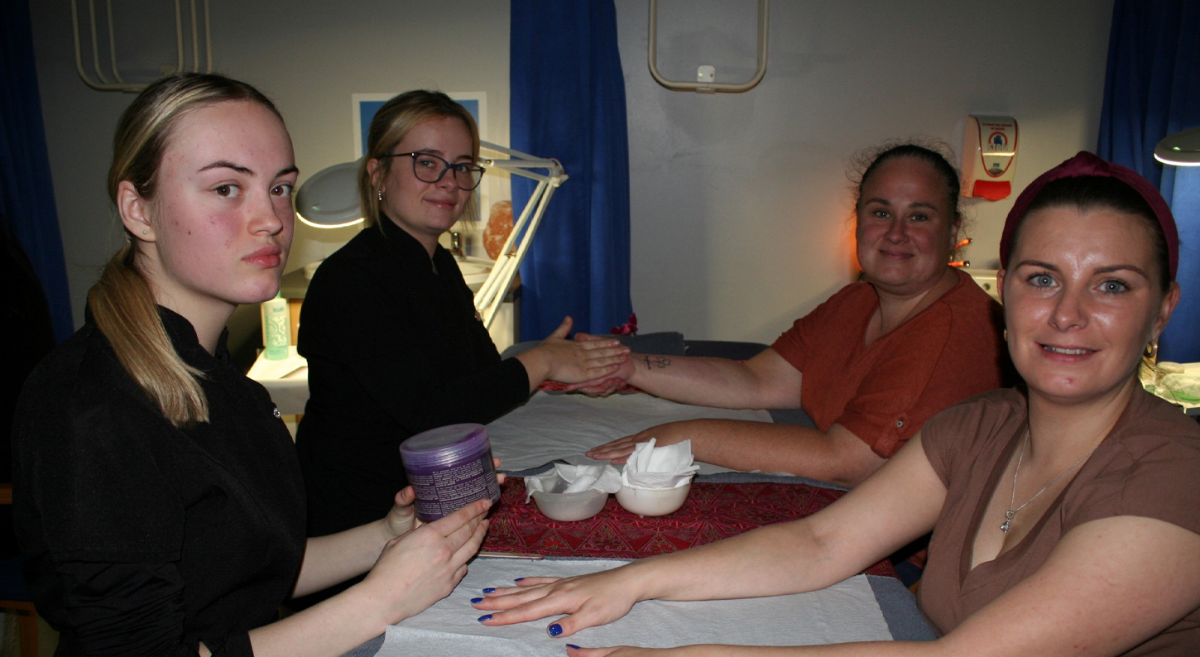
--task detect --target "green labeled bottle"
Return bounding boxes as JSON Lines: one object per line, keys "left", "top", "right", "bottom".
{"left": 261, "top": 292, "right": 291, "bottom": 360}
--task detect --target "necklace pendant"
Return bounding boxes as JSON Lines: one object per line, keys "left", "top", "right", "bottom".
{"left": 1001, "top": 510, "right": 1016, "bottom": 533}
{"left": 1000, "top": 519, "right": 1011, "bottom": 533}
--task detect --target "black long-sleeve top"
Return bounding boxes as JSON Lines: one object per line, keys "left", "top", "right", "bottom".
{"left": 295, "top": 217, "right": 529, "bottom": 538}
{"left": 12, "top": 307, "right": 306, "bottom": 656}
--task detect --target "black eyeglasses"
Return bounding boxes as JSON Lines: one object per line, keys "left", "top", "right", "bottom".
{"left": 381, "top": 152, "right": 485, "bottom": 190}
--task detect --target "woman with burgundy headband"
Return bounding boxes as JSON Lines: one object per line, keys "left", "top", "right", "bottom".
{"left": 473, "top": 152, "right": 1200, "bottom": 657}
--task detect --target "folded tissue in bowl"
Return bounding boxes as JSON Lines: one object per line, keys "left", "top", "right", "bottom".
{"left": 524, "top": 463, "right": 623, "bottom": 503}
{"left": 621, "top": 438, "right": 700, "bottom": 490}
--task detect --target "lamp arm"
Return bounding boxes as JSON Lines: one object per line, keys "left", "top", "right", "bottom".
{"left": 476, "top": 182, "right": 561, "bottom": 328}
{"left": 475, "top": 179, "right": 547, "bottom": 309}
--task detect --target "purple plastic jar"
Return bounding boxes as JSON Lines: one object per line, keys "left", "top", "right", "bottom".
{"left": 400, "top": 423, "right": 501, "bottom": 522}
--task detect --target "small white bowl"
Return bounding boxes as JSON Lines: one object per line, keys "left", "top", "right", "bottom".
{"left": 531, "top": 487, "right": 609, "bottom": 522}
{"left": 615, "top": 483, "right": 691, "bottom": 517}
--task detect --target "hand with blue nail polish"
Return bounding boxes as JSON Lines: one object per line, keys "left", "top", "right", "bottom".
{"left": 467, "top": 567, "right": 642, "bottom": 639}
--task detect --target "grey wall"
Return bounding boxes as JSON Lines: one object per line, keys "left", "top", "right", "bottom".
{"left": 616, "top": 0, "right": 1113, "bottom": 343}
{"left": 30, "top": 0, "right": 1113, "bottom": 351}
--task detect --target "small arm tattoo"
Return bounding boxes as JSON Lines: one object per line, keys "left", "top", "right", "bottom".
{"left": 642, "top": 356, "right": 672, "bottom": 370}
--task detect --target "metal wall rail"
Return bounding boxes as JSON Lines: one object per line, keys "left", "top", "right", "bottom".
{"left": 72, "top": 0, "right": 212, "bottom": 92}
{"left": 647, "top": 0, "right": 769, "bottom": 94}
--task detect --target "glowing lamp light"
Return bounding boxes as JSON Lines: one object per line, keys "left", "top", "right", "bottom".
{"left": 1154, "top": 127, "right": 1200, "bottom": 167}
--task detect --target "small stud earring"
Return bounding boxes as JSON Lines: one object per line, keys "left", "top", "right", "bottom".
{"left": 377, "top": 190, "right": 384, "bottom": 201}
{"left": 142, "top": 229, "right": 148, "bottom": 235}
{"left": 1003, "top": 329, "right": 1008, "bottom": 341}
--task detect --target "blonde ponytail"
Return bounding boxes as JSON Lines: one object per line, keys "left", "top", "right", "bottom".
{"left": 94, "top": 73, "right": 283, "bottom": 428}
{"left": 88, "top": 244, "right": 208, "bottom": 428}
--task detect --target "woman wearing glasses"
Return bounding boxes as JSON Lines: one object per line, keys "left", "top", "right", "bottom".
{"left": 294, "top": 91, "right": 629, "bottom": 559}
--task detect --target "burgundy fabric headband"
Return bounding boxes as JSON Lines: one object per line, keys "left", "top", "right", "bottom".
{"left": 998, "top": 151, "right": 1179, "bottom": 280}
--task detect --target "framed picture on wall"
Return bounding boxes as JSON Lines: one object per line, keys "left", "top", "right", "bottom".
{"left": 351, "top": 92, "right": 487, "bottom": 159}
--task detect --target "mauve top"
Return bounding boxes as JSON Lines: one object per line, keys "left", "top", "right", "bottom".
{"left": 918, "top": 387, "right": 1200, "bottom": 655}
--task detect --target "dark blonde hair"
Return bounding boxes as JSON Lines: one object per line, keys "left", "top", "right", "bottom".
{"left": 359, "top": 90, "right": 481, "bottom": 229}
{"left": 92, "top": 73, "right": 283, "bottom": 428}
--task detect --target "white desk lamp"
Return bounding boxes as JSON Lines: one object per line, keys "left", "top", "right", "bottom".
{"left": 292, "top": 142, "right": 568, "bottom": 330}
{"left": 1154, "top": 127, "right": 1200, "bottom": 166}
{"left": 295, "top": 161, "right": 362, "bottom": 229}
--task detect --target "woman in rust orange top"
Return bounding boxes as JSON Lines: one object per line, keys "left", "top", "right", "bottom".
{"left": 476, "top": 152, "right": 1200, "bottom": 657}
{"left": 585, "top": 143, "right": 1006, "bottom": 487}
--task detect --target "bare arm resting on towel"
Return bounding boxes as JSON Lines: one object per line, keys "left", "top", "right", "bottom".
{"left": 588, "top": 419, "right": 884, "bottom": 487}
{"left": 568, "top": 342, "right": 800, "bottom": 409}
{"left": 577, "top": 347, "right": 885, "bottom": 485}
{"left": 475, "top": 437, "right": 1200, "bottom": 657}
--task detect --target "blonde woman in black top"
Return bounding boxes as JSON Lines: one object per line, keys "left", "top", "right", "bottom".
{"left": 13, "top": 74, "right": 490, "bottom": 657}
{"left": 296, "top": 90, "right": 630, "bottom": 541}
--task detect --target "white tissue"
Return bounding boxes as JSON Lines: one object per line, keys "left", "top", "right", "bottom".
{"left": 621, "top": 438, "right": 700, "bottom": 490}
{"left": 524, "top": 463, "right": 623, "bottom": 503}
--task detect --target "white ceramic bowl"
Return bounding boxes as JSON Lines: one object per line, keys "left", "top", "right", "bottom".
{"left": 531, "top": 488, "right": 609, "bottom": 522}
{"left": 615, "top": 483, "right": 691, "bottom": 517}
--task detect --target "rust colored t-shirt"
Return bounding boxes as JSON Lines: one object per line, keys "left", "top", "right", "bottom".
{"left": 919, "top": 388, "right": 1200, "bottom": 655}
{"left": 770, "top": 269, "right": 1006, "bottom": 458}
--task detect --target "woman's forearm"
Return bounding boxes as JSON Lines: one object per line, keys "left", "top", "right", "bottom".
{"left": 264, "top": 500, "right": 492, "bottom": 656}
{"left": 292, "top": 520, "right": 392, "bottom": 598}
{"left": 476, "top": 519, "right": 860, "bottom": 639}
{"left": 684, "top": 421, "right": 886, "bottom": 487}
{"left": 650, "top": 641, "right": 942, "bottom": 657}
{"left": 614, "top": 519, "right": 855, "bottom": 606}
{"left": 624, "top": 354, "right": 798, "bottom": 410}
{"left": 250, "top": 584, "right": 392, "bottom": 657}
{"left": 607, "top": 445, "right": 943, "bottom": 604}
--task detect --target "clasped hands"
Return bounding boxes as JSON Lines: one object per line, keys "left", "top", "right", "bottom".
{"left": 562, "top": 331, "right": 637, "bottom": 395}
{"left": 532, "top": 316, "right": 628, "bottom": 381}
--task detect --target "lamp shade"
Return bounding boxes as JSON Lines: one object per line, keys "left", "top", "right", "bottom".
{"left": 1154, "top": 127, "right": 1200, "bottom": 167}
{"left": 295, "top": 160, "right": 363, "bottom": 228}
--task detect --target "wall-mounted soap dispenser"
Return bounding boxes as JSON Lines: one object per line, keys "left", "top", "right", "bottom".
{"left": 961, "top": 115, "right": 1019, "bottom": 201}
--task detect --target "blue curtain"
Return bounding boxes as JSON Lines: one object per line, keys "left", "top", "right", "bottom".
{"left": 1, "top": 0, "right": 73, "bottom": 341}
{"left": 510, "top": 0, "right": 633, "bottom": 340}
{"left": 1097, "top": 0, "right": 1200, "bottom": 362}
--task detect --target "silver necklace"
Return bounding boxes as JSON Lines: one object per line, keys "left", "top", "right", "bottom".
{"left": 1001, "top": 429, "right": 1098, "bottom": 534}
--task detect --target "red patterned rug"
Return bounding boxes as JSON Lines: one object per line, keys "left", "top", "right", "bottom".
{"left": 482, "top": 479, "right": 897, "bottom": 578}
